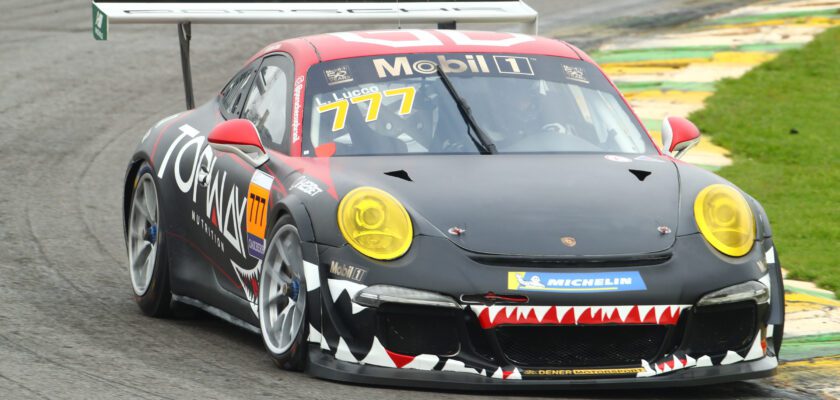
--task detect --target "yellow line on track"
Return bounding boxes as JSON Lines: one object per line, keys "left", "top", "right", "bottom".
{"left": 624, "top": 90, "right": 713, "bottom": 103}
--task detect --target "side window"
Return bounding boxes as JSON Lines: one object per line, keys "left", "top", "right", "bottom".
{"left": 220, "top": 66, "right": 255, "bottom": 118}
{"left": 241, "top": 56, "right": 293, "bottom": 152}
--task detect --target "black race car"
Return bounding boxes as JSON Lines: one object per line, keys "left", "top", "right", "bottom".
{"left": 102, "top": 2, "right": 784, "bottom": 390}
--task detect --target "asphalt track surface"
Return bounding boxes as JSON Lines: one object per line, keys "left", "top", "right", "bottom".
{"left": 0, "top": 1, "right": 815, "bottom": 399}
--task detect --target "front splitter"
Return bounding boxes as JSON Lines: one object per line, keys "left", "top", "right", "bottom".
{"left": 305, "top": 345, "right": 777, "bottom": 391}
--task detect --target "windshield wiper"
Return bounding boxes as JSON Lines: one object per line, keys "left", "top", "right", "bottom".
{"left": 435, "top": 65, "right": 497, "bottom": 154}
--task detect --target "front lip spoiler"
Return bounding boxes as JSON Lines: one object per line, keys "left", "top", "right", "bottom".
{"left": 306, "top": 345, "right": 777, "bottom": 390}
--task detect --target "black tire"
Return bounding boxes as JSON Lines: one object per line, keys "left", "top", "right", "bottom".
{"left": 258, "top": 214, "right": 308, "bottom": 371}
{"left": 126, "top": 163, "right": 172, "bottom": 317}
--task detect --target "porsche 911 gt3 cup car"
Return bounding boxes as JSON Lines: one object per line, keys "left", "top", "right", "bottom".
{"left": 96, "top": 0, "right": 784, "bottom": 389}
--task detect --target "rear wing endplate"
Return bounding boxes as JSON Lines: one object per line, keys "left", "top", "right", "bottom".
{"left": 91, "top": 1, "right": 539, "bottom": 109}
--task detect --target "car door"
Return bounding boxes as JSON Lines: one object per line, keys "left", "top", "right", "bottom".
{"left": 161, "top": 61, "right": 259, "bottom": 313}
{"left": 206, "top": 54, "right": 295, "bottom": 318}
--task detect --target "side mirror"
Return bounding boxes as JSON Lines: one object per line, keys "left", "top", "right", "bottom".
{"left": 661, "top": 116, "right": 701, "bottom": 159}
{"left": 208, "top": 119, "right": 268, "bottom": 167}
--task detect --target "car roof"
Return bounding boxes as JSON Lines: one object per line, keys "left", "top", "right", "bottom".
{"left": 256, "top": 29, "right": 587, "bottom": 63}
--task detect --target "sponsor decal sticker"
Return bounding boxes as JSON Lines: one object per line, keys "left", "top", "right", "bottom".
{"left": 158, "top": 124, "right": 248, "bottom": 257}
{"left": 562, "top": 64, "right": 589, "bottom": 84}
{"left": 290, "top": 176, "right": 323, "bottom": 197}
{"left": 522, "top": 367, "right": 645, "bottom": 377}
{"left": 508, "top": 271, "right": 647, "bottom": 293}
{"left": 329, "top": 261, "right": 368, "bottom": 283}
{"left": 493, "top": 55, "right": 534, "bottom": 76}
{"left": 291, "top": 76, "right": 305, "bottom": 145}
{"left": 373, "top": 54, "right": 491, "bottom": 78}
{"left": 246, "top": 170, "right": 272, "bottom": 259}
{"left": 325, "top": 65, "right": 354, "bottom": 85}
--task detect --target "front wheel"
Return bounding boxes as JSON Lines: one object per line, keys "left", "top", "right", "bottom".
{"left": 258, "top": 215, "right": 308, "bottom": 370}
{"left": 126, "top": 164, "right": 171, "bottom": 317}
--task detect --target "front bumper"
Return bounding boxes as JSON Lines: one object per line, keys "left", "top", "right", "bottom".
{"left": 305, "top": 234, "right": 784, "bottom": 388}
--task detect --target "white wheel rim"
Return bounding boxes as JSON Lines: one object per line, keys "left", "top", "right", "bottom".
{"left": 127, "top": 174, "right": 159, "bottom": 296}
{"left": 259, "top": 225, "right": 306, "bottom": 355}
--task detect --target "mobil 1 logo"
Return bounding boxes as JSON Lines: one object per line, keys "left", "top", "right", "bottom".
{"left": 493, "top": 56, "right": 534, "bottom": 76}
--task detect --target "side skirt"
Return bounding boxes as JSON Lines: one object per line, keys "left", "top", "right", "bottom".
{"left": 172, "top": 294, "right": 260, "bottom": 334}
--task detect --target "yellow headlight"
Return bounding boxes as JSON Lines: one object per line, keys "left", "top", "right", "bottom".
{"left": 338, "top": 187, "right": 413, "bottom": 260}
{"left": 694, "top": 184, "right": 756, "bottom": 257}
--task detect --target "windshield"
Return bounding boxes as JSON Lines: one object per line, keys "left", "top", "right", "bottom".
{"left": 303, "top": 54, "right": 654, "bottom": 156}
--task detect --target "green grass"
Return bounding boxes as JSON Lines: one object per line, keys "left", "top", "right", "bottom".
{"left": 689, "top": 27, "right": 840, "bottom": 297}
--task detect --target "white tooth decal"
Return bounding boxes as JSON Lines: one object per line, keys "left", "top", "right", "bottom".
{"left": 637, "top": 360, "right": 656, "bottom": 378}
{"left": 744, "top": 333, "right": 765, "bottom": 360}
{"left": 303, "top": 260, "right": 320, "bottom": 291}
{"left": 504, "top": 305, "right": 516, "bottom": 319}
{"left": 335, "top": 337, "right": 357, "bottom": 362}
{"left": 591, "top": 306, "right": 603, "bottom": 318}
{"left": 487, "top": 305, "right": 504, "bottom": 323}
{"left": 720, "top": 350, "right": 744, "bottom": 365}
{"left": 654, "top": 305, "right": 669, "bottom": 324}
{"left": 533, "top": 306, "right": 551, "bottom": 322}
{"left": 491, "top": 367, "right": 504, "bottom": 379}
{"left": 308, "top": 323, "right": 322, "bottom": 343}
{"left": 601, "top": 306, "right": 616, "bottom": 321}
{"left": 696, "top": 355, "right": 713, "bottom": 367}
{"left": 759, "top": 273, "right": 772, "bottom": 304}
{"left": 351, "top": 303, "right": 367, "bottom": 315}
{"left": 685, "top": 355, "right": 697, "bottom": 368}
{"left": 573, "top": 306, "right": 589, "bottom": 322}
{"left": 359, "top": 337, "right": 395, "bottom": 368}
{"left": 767, "top": 324, "right": 774, "bottom": 338}
{"left": 327, "top": 278, "right": 367, "bottom": 303}
{"left": 403, "top": 354, "right": 438, "bottom": 371}
{"left": 320, "top": 334, "right": 331, "bottom": 351}
{"left": 231, "top": 260, "right": 262, "bottom": 317}
{"left": 469, "top": 305, "right": 487, "bottom": 316}
{"left": 672, "top": 355, "right": 684, "bottom": 369}
{"left": 441, "top": 359, "right": 480, "bottom": 375}
{"left": 554, "top": 306, "right": 571, "bottom": 323}
{"left": 516, "top": 306, "right": 531, "bottom": 320}
{"left": 765, "top": 247, "right": 775, "bottom": 264}
{"left": 508, "top": 368, "right": 522, "bottom": 380}
{"left": 637, "top": 305, "right": 653, "bottom": 322}
{"left": 616, "top": 305, "right": 633, "bottom": 322}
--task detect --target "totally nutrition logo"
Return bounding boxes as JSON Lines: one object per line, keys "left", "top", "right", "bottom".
{"left": 508, "top": 271, "right": 647, "bottom": 293}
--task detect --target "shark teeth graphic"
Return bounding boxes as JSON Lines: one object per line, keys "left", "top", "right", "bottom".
{"left": 231, "top": 260, "right": 262, "bottom": 317}
{"left": 327, "top": 278, "right": 367, "bottom": 304}
{"left": 637, "top": 333, "right": 771, "bottom": 378}
{"left": 470, "top": 304, "right": 691, "bottom": 328}
{"left": 441, "top": 359, "right": 480, "bottom": 375}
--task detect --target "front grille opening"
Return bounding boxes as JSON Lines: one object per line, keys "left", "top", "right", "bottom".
{"left": 496, "top": 325, "right": 668, "bottom": 367}
{"left": 681, "top": 301, "right": 757, "bottom": 357}
{"left": 377, "top": 304, "right": 460, "bottom": 356}
{"left": 469, "top": 253, "right": 672, "bottom": 269}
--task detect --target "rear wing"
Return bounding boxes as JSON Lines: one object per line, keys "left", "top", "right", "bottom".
{"left": 91, "top": 1, "right": 539, "bottom": 108}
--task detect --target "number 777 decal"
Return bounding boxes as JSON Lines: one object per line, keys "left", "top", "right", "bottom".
{"left": 317, "top": 86, "right": 416, "bottom": 132}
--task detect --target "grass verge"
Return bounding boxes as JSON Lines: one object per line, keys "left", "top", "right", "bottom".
{"left": 689, "top": 27, "right": 840, "bottom": 296}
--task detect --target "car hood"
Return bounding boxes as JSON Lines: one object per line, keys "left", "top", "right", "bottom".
{"left": 328, "top": 154, "right": 680, "bottom": 257}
